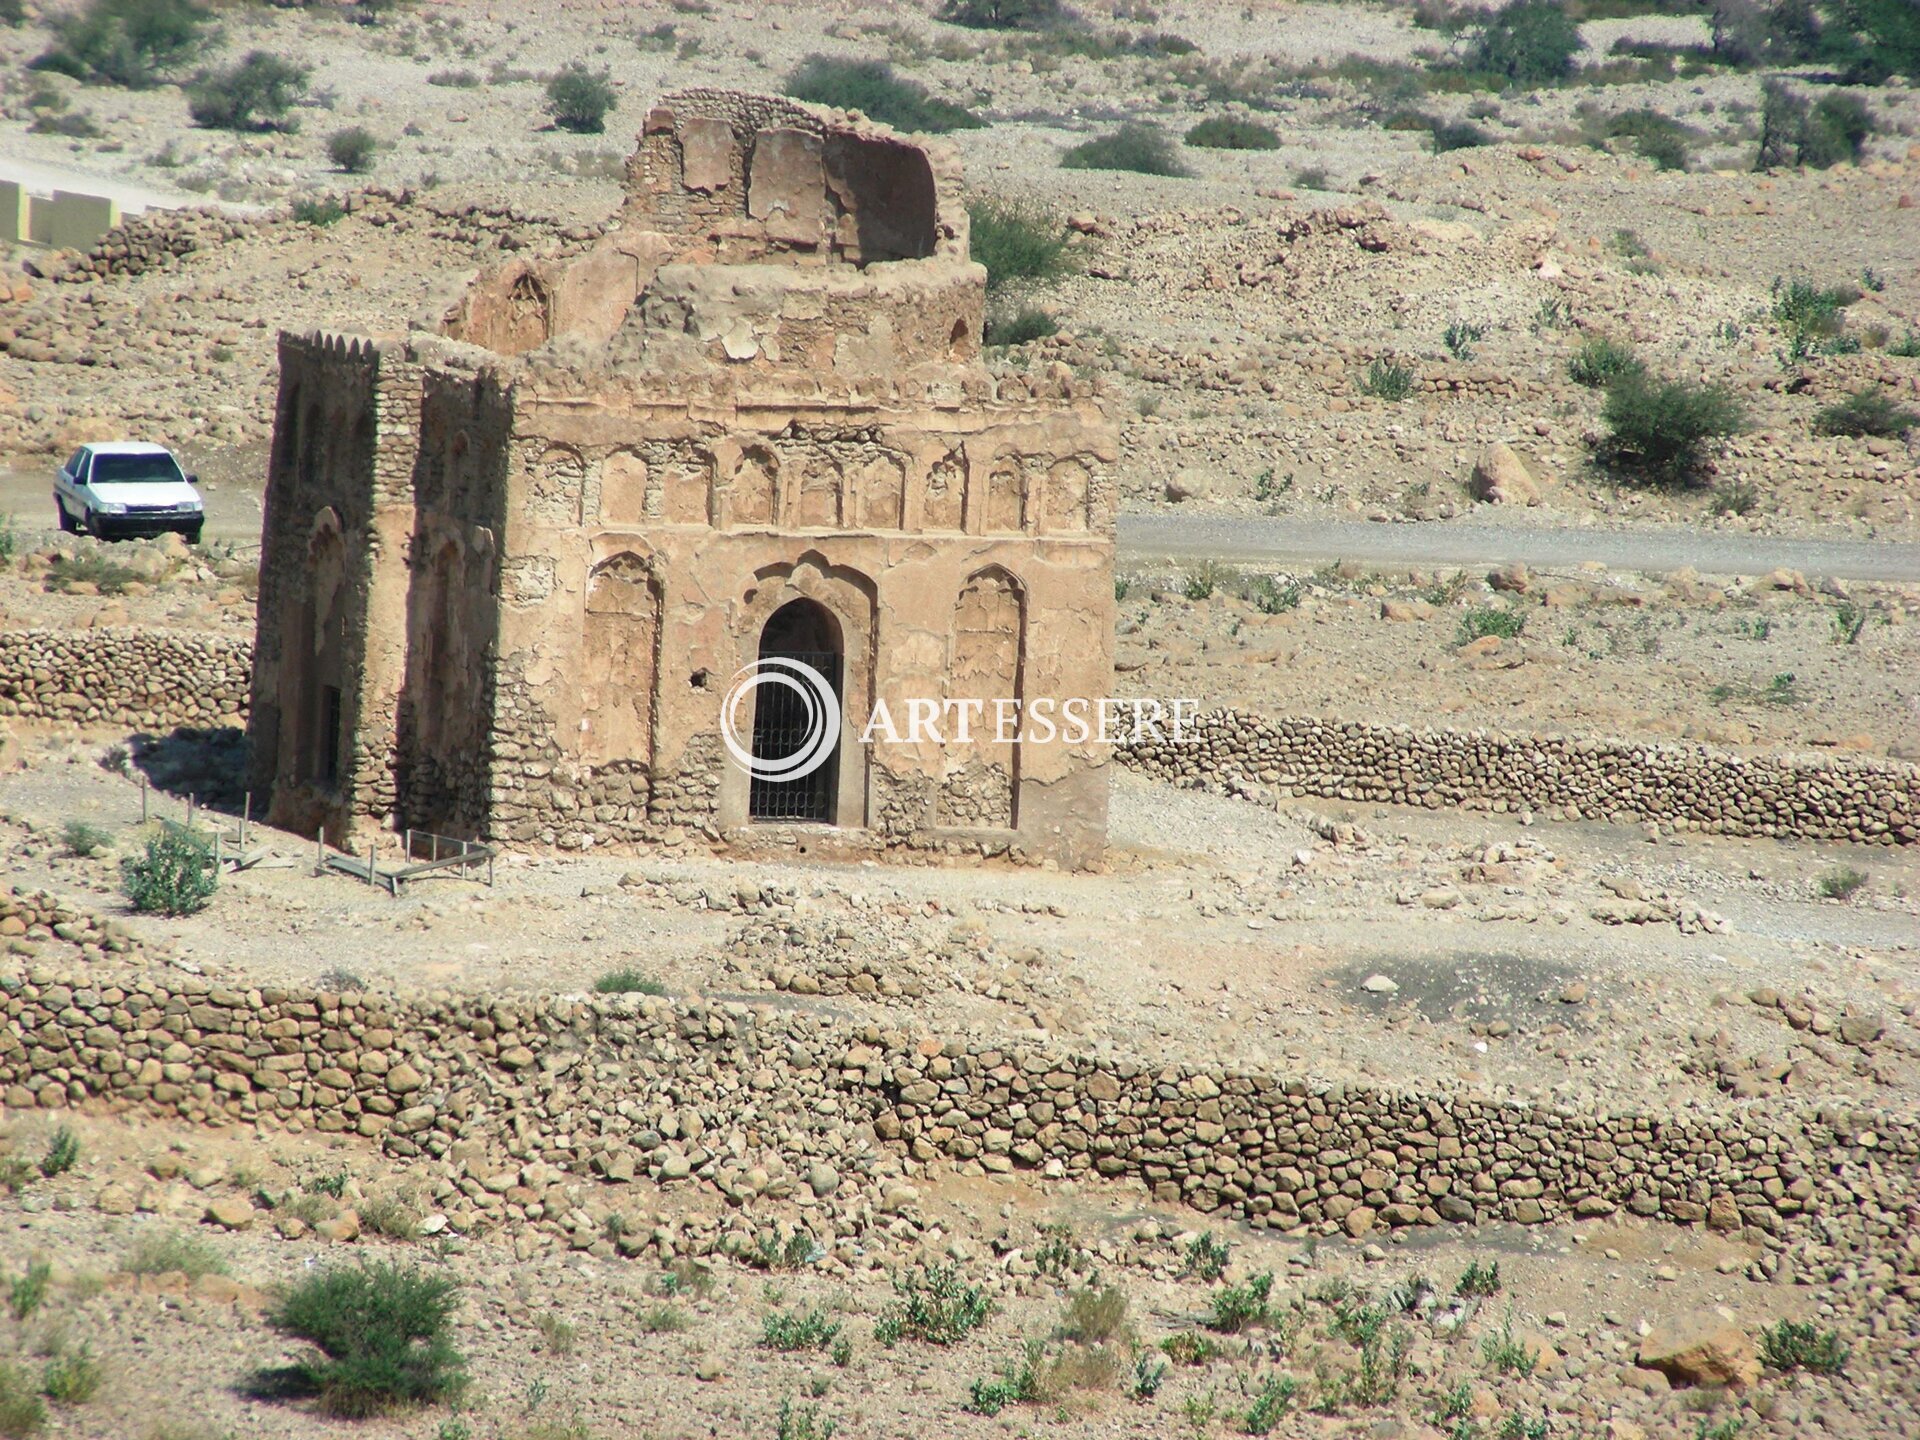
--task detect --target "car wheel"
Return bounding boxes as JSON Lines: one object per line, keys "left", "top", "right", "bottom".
{"left": 184, "top": 524, "right": 204, "bottom": 547}
{"left": 56, "top": 501, "right": 76, "bottom": 534}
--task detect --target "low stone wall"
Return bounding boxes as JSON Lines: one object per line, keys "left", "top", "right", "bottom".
{"left": 0, "top": 629, "right": 250, "bottom": 730}
{"left": 1120, "top": 708, "right": 1920, "bottom": 846}
{"left": 2, "top": 891, "right": 1912, "bottom": 1256}
{"left": 6, "top": 630, "right": 1915, "bottom": 847}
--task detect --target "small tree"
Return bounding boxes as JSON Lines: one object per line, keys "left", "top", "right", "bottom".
{"left": 1185, "top": 116, "right": 1280, "bottom": 150}
{"left": 187, "top": 51, "right": 310, "bottom": 132}
{"left": 268, "top": 1261, "right": 466, "bottom": 1417}
{"left": 327, "top": 125, "right": 379, "bottom": 173}
{"left": 1470, "top": 0, "right": 1582, "bottom": 86}
{"left": 1597, "top": 371, "right": 1748, "bottom": 487}
{"left": 1757, "top": 81, "right": 1875, "bottom": 170}
{"left": 545, "top": 62, "right": 616, "bottom": 134}
{"left": 1814, "top": 386, "right": 1920, "bottom": 438}
{"left": 121, "top": 822, "right": 217, "bottom": 916}
{"left": 967, "top": 196, "right": 1072, "bottom": 294}
{"left": 31, "top": 0, "right": 216, "bottom": 87}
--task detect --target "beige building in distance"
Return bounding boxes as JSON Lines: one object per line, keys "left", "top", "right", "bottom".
{"left": 246, "top": 89, "right": 1118, "bottom": 870}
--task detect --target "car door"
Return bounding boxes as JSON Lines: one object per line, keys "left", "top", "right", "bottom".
{"left": 56, "top": 450, "right": 89, "bottom": 517}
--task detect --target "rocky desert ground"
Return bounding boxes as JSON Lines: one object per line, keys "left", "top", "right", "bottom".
{"left": 1, "top": 0, "right": 1918, "bottom": 1438}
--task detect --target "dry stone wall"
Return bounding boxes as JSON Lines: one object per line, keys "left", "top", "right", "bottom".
{"left": 0, "top": 628, "right": 249, "bottom": 729}
{"left": 1122, "top": 708, "right": 1920, "bottom": 846}
{"left": 0, "top": 907, "right": 1912, "bottom": 1259}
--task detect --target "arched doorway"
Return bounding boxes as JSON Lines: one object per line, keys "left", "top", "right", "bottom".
{"left": 748, "top": 598, "right": 842, "bottom": 823}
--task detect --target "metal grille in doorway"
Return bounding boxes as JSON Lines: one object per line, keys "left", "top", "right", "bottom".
{"left": 747, "top": 650, "right": 841, "bottom": 823}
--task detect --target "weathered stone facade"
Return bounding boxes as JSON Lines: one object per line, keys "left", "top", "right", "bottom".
{"left": 247, "top": 90, "right": 1117, "bottom": 867}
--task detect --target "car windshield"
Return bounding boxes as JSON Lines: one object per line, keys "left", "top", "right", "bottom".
{"left": 90, "top": 454, "right": 185, "bottom": 486}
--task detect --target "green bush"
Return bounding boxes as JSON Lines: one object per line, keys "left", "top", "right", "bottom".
{"left": 1815, "top": 866, "right": 1868, "bottom": 901}
{"left": 1184, "top": 116, "right": 1280, "bottom": 150}
{"left": 1814, "top": 386, "right": 1920, "bottom": 438}
{"left": 593, "top": 967, "right": 665, "bottom": 995}
{"left": 8, "top": 1263, "right": 49, "bottom": 1322}
{"left": 1759, "top": 1318, "right": 1849, "bottom": 1373}
{"left": 1597, "top": 370, "right": 1747, "bottom": 487}
{"left": 122, "top": 1228, "right": 227, "bottom": 1278}
{"left": 545, "top": 62, "right": 616, "bottom": 134}
{"left": 1470, "top": 0, "right": 1583, "bottom": 85}
{"left": 1443, "top": 319, "right": 1485, "bottom": 361}
{"left": 1205, "top": 1273, "right": 1274, "bottom": 1333}
{"left": 41, "top": 1345, "right": 101, "bottom": 1405}
{"left": 968, "top": 197, "right": 1072, "bottom": 294}
{"left": 1457, "top": 606, "right": 1526, "bottom": 644}
{"left": 327, "top": 126, "right": 379, "bottom": 174}
{"left": 0, "top": 1362, "right": 45, "bottom": 1438}
{"left": 984, "top": 308, "right": 1058, "bottom": 346}
{"left": 783, "top": 56, "right": 981, "bottom": 134}
{"left": 268, "top": 1261, "right": 467, "bottom": 1418}
{"left": 186, "top": 51, "right": 310, "bottom": 132}
{"left": 762, "top": 1306, "right": 843, "bottom": 1352}
{"left": 61, "top": 820, "right": 112, "bottom": 858}
{"left": 1429, "top": 117, "right": 1491, "bottom": 152}
{"left": 121, "top": 822, "right": 217, "bottom": 915}
{"left": 291, "top": 196, "right": 345, "bottom": 226}
{"left": 1757, "top": 81, "right": 1876, "bottom": 170}
{"left": 31, "top": 0, "right": 214, "bottom": 88}
{"left": 1823, "top": 0, "right": 1920, "bottom": 82}
{"left": 1567, "top": 336, "right": 1642, "bottom": 388}
{"left": 1061, "top": 123, "right": 1191, "bottom": 177}
{"left": 1359, "top": 358, "right": 1414, "bottom": 401}
{"left": 38, "top": 1127, "right": 78, "bottom": 1179}
{"left": 938, "top": 0, "right": 1065, "bottom": 29}
{"left": 873, "top": 1263, "right": 991, "bottom": 1346}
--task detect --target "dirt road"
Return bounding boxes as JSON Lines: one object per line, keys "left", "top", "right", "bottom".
{"left": 1120, "top": 514, "right": 1920, "bottom": 582}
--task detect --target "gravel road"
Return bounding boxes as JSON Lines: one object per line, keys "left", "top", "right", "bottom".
{"left": 1120, "top": 514, "right": 1920, "bottom": 582}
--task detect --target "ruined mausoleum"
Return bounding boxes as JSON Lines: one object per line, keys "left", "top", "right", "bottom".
{"left": 246, "top": 90, "right": 1118, "bottom": 868}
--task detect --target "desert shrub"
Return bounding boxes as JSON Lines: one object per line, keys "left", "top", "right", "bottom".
{"left": 938, "top": 0, "right": 1065, "bottom": 29}
{"left": 742, "top": 1232, "right": 817, "bottom": 1271}
{"left": 1759, "top": 1318, "right": 1849, "bottom": 1373}
{"left": 1598, "top": 106, "right": 1696, "bottom": 169}
{"left": 327, "top": 126, "right": 379, "bottom": 174}
{"left": 121, "top": 822, "right": 216, "bottom": 915}
{"left": 783, "top": 56, "right": 981, "bottom": 133}
{"left": 873, "top": 1263, "right": 991, "bottom": 1346}
{"left": 38, "top": 1127, "right": 78, "bottom": 1179}
{"left": 1429, "top": 117, "right": 1492, "bottom": 151}
{"left": 1814, "top": 386, "right": 1920, "bottom": 438}
{"left": 0, "top": 0, "right": 21, "bottom": 25}
{"left": 1242, "top": 1374, "right": 1299, "bottom": 1433}
{"left": 1470, "top": 0, "right": 1582, "bottom": 85}
{"left": 773, "top": 1399, "right": 837, "bottom": 1440}
{"left": 268, "top": 1261, "right": 466, "bottom": 1417}
{"left": 31, "top": 0, "right": 214, "bottom": 88}
{"left": 545, "top": 62, "right": 616, "bottom": 134}
{"left": 41, "top": 1345, "right": 101, "bottom": 1405}
{"left": 61, "top": 820, "right": 112, "bottom": 857}
{"left": 0, "top": 1363, "right": 45, "bottom": 1438}
{"left": 122, "top": 1228, "right": 227, "bottom": 1278}
{"left": 1757, "top": 81, "right": 1875, "bottom": 169}
{"left": 637, "top": 1303, "right": 688, "bottom": 1332}
{"left": 1567, "top": 336, "right": 1642, "bottom": 387}
{"left": 1597, "top": 370, "right": 1747, "bottom": 487}
{"left": 8, "top": 1263, "right": 49, "bottom": 1322}
{"left": 46, "top": 551, "right": 137, "bottom": 594}
{"left": 1359, "top": 358, "right": 1414, "bottom": 401}
{"left": 1710, "top": 0, "right": 1821, "bottom": 66}
{"left": 762, "top": 1306, "right": 842, "bottom": 1352}
{"left": 1455, "top": 1260, "right": 1502, "bottom": 1297}
{"left": 358, "top": 1193, "right": 420, "bottom": 1240}
{"left": 292, "top": 195, "right": 345, "bottom": 226}
{"left": 1061, "top": 123, "right": 1190, "bottom": 176}
{"left": 1184, "top": 1231, "right": 1231, "bottom": 1281}
{"left": 1161, "top": 1330, "right": 1224, "bottom": 1365}
{"left": 1457, "top": 606, "right": 1526, "bottom": 644}
{"left": 428, "top": 67, "right": 480, "bottom": 87}
{"left": 1206, "top": 1273, "right": 1274, "bottom": 1333}
{"left": 187, "top": 52, "right": 310, "bottom": 131}
{"left": 1443, "top": 319, "right": 1485, "bottom": 360}
{"left": 1292, "top": 165, "right": 1331, "bottom": 189}
{"left": 984, "top": 308, "right": 1058, "bottom": 346}
{"left": 1059, "top": 1285, "right": 1130, "bottom": 1345}
{"left": 1816, "top": 866, "right": 1867, "bottom": 901}
{"left": 593, "top": 968, "right": 665, "bottom": 995}
{"left": 1825, "top": 0, "right": 1920, "bottom": 82}
{"left": 1184, "top": 115, "right": 1280, "bottom": 150}
{"left": 968, "top": 198, "right": 1071, "bottom": 294}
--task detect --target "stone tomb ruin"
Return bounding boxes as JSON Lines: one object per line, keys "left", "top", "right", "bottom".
{"left": 247, "top": 90, "right": 1117, "bottom": 868}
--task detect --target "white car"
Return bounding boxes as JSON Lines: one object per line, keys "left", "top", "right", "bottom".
{"left": 54, "top": 442, "right": 205, "bottom": 544}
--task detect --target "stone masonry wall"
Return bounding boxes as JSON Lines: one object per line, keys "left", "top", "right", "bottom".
{"left": 1122, "top": 708, "right": 1920, "bottom": 846}
{"left": 0, "top": 629, "right": 249, "bottom": 729}
{"left": 0, "top": 905, "right": 1912, "bottom": 1258}
{"left": 6, "top": 634, "right": 1916, "bottom": 847}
